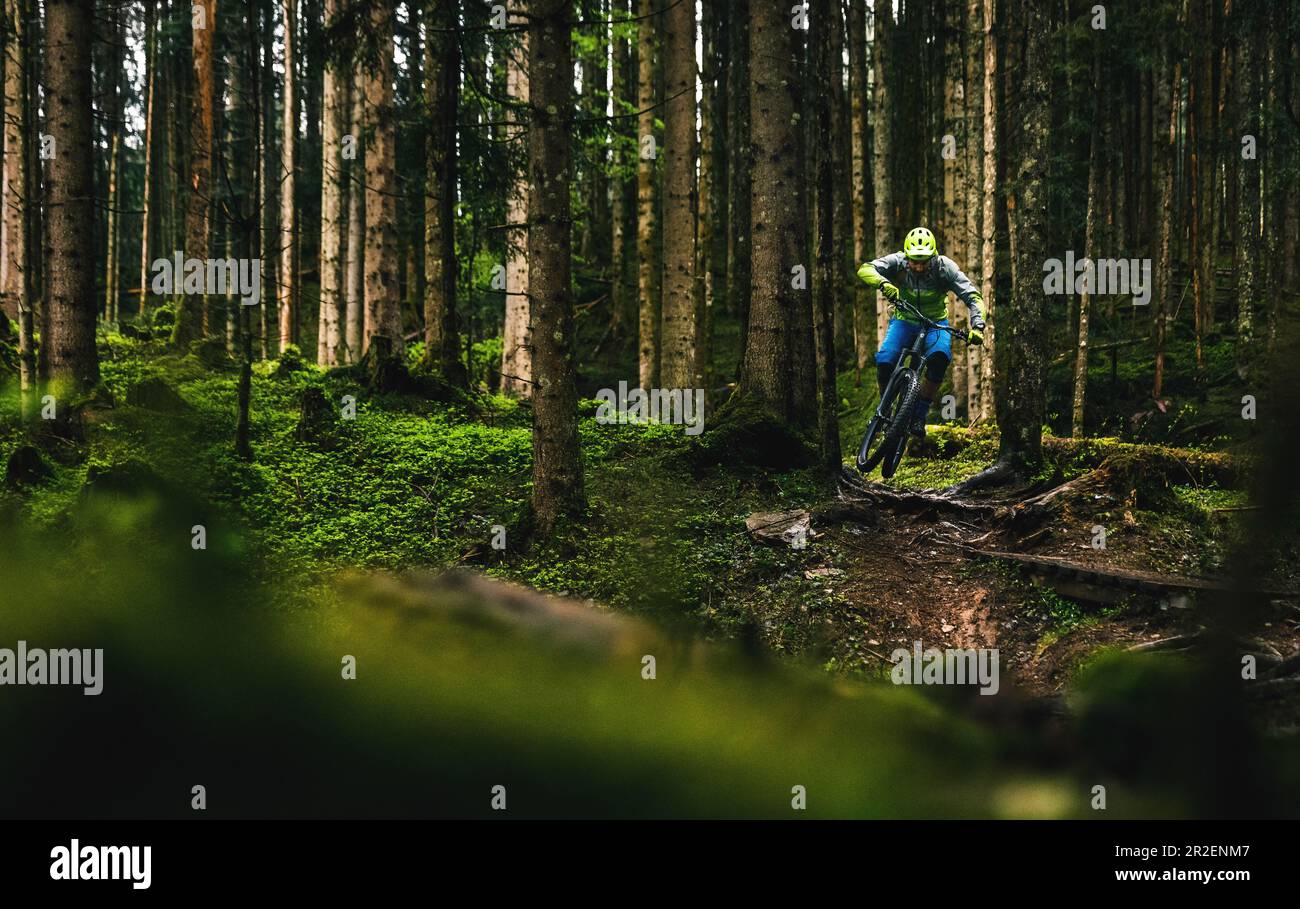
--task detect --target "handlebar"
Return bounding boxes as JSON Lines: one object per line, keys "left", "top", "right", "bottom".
{"left": 889, "top": 294, "right": 972, "bottom": 342}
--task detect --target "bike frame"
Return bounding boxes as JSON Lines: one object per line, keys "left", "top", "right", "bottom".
{"left": 871, "top": 294, "right": 968, "bottom": 421}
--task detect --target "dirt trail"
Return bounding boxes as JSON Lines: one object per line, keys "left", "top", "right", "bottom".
{"left": 825, "top": 472, "right": 1300, "bottom": 696}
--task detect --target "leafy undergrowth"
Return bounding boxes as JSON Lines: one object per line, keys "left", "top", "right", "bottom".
{"left": 2, "top": 336, "right": 1297, "bottom": 815}
{"left": 1, "top": 334, "right": 1264, "bottom": 630}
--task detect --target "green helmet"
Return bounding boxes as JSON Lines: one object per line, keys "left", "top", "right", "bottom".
{"left": 903, "top": 226, "right": 938, "bottom": 260}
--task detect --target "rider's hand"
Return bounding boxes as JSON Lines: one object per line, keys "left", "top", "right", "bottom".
{"left": 968, "top": 327, "right": 984, "bottom": 346}
{"left": 880, "top": 282, "right": 900, "bottom": 302}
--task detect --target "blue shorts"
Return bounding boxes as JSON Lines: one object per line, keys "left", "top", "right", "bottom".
{"left": 875, "top": 318, "right": 952, "bottom": 382}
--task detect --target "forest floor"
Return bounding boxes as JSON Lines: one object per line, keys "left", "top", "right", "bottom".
{"left": 2, "top": 327, "right": 1297, "bottom": 720}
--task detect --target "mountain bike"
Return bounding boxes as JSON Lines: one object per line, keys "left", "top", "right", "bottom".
{"left": 855, "top": 295, "right": 970, "bottom": 479}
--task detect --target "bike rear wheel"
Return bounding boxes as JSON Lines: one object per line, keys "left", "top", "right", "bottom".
{"left": 856, "top": 368, "right": 915, "bottom": 474}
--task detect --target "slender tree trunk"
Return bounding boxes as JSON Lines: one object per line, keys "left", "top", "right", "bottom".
{"left": 872, "top": 3, "right": 894, "bottom": 346}
{"left": 316, "top": 0, "right": 344, "bottom": 366}
{"left": 944, "top": 0, "right": 967, "bottom": 415}
{"left": 635, "top": 0, "right": 659, "bottom": 389}
{"left": 977, "top": 0, "right": 997, "bottom": 423}
{"left": 102, "top": 3, "right": 123, "bottom": 323}
{"left": 849, "top": 0, "right": 869, "bottom": 383}
{"left": 500, "top": 20, "right": 531, "bottom": 396}
{"left": 1263, "top": 1, "right": 1286, "bottom": 351}
{"left": 363, "top": 1, "right": 401, "bottom": 354}
{"left": 577, "top": 0, "right": 608, "bottom": 266}
{"left": 139, "top": 0, "right": 159, "bottom": 319}
{"left": 1234, "top": 1, "right": 1260, "bottom": 373}
{"left": 2, "top": 0, "right": 27, "bottom": 323}
{"left": 3, "top": 0, "right": 35, "bottom": 409}
{"left": 963, "top": 0, "right": 984, "bottom": 420}
{"left": 44, "top": 0, "right": 98, "bottom": 388}
{"left": 726, "top": 0, "right": 751, "bottom": 380}
{"left": 344, "top": 74, "right": 364, "bottom": 364}
{"left": 697, "top": 0, "right": 726, "bottom": 405}
{"left": 830, "top": 0, "right": 851, "bottom": 357}
{"left": 423, "top": 0, "right": 464, "bottom": 382}
{"left": 259, "top": 0, "right": 276, "bottom": 358}
{"left": 528, "top": 0, "right": 583, "bottom": 537}
{"left": 1073, "top": 48, "right": 1103, "bottom": 438}
{"left": 1283, "top": 12, "right": 1299, "bottom": 294}
{"left": 1187, "top": 1, "right": 1206, "bottom": 369}
{"left": 279, "top": 0, "right": 298, "bottom": 351}
{"left": 994, "top": 0, "right": 1048, "bottom": 472}
{"left": 812, "top": 0, "right": 841, "bottom": 470}
{"left": 659, "top": 0, "right": 695, "bottom": 389}
{"left": 1154, "top": 21, "right": 1178, "bottom": 400}
{"left": 238, "top": 0, "right": 261, "bottom": 460}
{"left": 607, "top": 0, "right": 637, "bottom": 364}
{"left": 173, "top": 0, "right": 217, "bottom": 347}
{"left": 300, "top": 0, "right": 322, "bottom": 287}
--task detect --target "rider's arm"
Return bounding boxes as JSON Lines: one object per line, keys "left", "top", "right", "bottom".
{"left": 856, "top": 252, "right": 905, "bottom": 288}
{"left": 938, "top": 256, "right": 986, "bottom": 329}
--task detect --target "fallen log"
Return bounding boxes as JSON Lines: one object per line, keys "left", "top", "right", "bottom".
{"left": 964, "top": 548, "right": 1296, "bottom": 605}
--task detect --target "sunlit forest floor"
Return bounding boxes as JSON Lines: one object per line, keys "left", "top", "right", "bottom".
{"left": 2, "top": 313, "right": 1299, "bottom": 817}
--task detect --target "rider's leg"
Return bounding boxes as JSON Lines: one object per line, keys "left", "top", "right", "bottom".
{"left": 874, "top": 319, "right": 918, "bottom": 395}
{"left": 910, "top": 326, "right": 954, "bottom": 434}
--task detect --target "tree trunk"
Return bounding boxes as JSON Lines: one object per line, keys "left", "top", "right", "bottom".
{"left": 44, "top": 0, "right": 98, "bottom": 387}
{"left": 238, "top": 0, "right": 262, "bottom": 460}
{"left": 726, "top": 0, "right": 751, "bottom": 380}
{"left": 871, "top": 3, "right": 894, "bottom": 346}
{"left": 423, "top": 0, "right": 464, "bottom": 383}
{"left": 659, "top": 0, "right": 695, "bottom": 389}
{"left": 1263, "top": 0, "right": 1286, "bottom": 351}
{"left": 994, "top": 0, "right": 1048, "bottom": 472}
{"left": 607, "top": 0, "right": 637, "bottom": 364}
{"left": 528, "top": 0, "right": 584, "bottom": 537}
{"left": 963, "top": 0, "right": 985, "bottom": 420}
{"left": 811, "top": 0, "right": 841, "bottom": 471}
{"left": 363, "top": 2, "right": 402, "bottom": 355}
{"left": 344, "top": 75, "right": 364, "bottom": 364}
{"left": 102, "top": 3, "right": 123, "bottom": 324}
{"left": 739, "top": 0, "right": 811, "bottom": 426}
{"left": 1154, "top": 20, "right": 1179, "bottom": 401}
{"left": 696, "top": 0, "right": 726, "bottom": 406}
{"left": 3, "top": 0, "right": 35, "bottom": 409}
{"left": 848, "top": 0, "right": 870, "bottom": 384}
{"left": 578, "top": 0, "right": 609, "bottom": 267}
{"left": 173, "top": 0, "right": 217, "bottom": 347}
{"left": 830, "top": 0, "right": 852, "bottom": 358}
{"left": 279, "top": 0, "right": 298, "bottom": 351}
{"left": 315, "top": 0, "right": 344, "bottom": 366}
{"left": 259, "top": 0, "right": 276, "bottom": 359}
{"left": 977, "top": 0, "right": 998, "bottom": 423}
{"left": 944, "top": 0, "right": 967, "bottom": 415}
{"left": 2, "top": 0, "right": 27, "bottom": 323}
{"left": 139, "top": 0, "right": 159, "bottom": 320}
{"left": 1234, "top": 1, "right": 1260, "bottom": 373}
{"left": 1073, "top": 49, "right": 1103, "bottom": 439}
{"left": 635, "top": 0, "right": 659, "bottom": 389}
{"left": 1283, "top": 12, "right": 1299, "bottom": 294}
{"left": 500, "top": 18, "right": 532, "bottom": 396}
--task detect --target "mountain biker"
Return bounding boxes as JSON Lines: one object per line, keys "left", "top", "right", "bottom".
{"left": 856, "top": 226, "right": 986, "bottom": 436}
